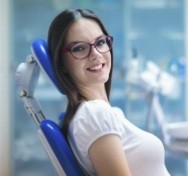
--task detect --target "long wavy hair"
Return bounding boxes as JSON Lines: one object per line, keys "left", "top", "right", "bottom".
{"left": 48, "top": 8, "right": 114, "bottom": 136}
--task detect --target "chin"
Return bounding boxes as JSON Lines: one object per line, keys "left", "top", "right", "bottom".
{"left": 99, "top": 76, "right": 109, "bottom": 84}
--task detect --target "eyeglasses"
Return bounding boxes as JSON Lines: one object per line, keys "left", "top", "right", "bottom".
{"left": 63, "top": 35, "right": 113, "bottom": 59}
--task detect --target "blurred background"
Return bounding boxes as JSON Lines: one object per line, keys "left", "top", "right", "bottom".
{"left": 0, "top": 0, "right": 188, "bottom": 175}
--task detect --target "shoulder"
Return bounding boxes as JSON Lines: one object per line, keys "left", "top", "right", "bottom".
{"left": 70, "top": 99, "right": 124, "bottom": 140}
{"left": 78, "top": 99, "right": 111, "bottom": 115}
{"left": 68, "top": 99, "right": 125, "bottom": 155}
{"left": 73, "top": 99, "right": 118, "bottom": 125}
{"left": 82, "top": 99, "right": 111, "bottom": 110}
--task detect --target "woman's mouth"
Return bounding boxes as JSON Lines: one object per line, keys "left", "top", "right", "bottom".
{"left": 87, "top": 63, "right": 105, "bottom": 72}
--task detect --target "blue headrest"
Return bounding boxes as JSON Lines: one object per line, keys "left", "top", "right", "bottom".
{"left": 31, "top": 39, "right": 65, "bottom": 94}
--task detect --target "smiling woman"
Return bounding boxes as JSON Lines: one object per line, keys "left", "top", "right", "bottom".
{"left": 47, "top": 8, "right": 170, "bottom": 176}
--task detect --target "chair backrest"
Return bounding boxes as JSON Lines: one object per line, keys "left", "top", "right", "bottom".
{"left": 31, "top": 39, "right": 85, "bottom": 176}
{"left": 38, "top": 119, "right": 85, "bottom": 176}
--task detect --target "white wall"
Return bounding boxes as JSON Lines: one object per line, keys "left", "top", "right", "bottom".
{"left": 185, "top": 0, "right": 188, "bottom": 121}
{"left": 0, "top": 0, "right": 11, "bottom": 175}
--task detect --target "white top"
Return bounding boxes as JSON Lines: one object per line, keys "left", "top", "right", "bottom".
{"left": 68, "top": 99, "right": 170, "bottom": 176}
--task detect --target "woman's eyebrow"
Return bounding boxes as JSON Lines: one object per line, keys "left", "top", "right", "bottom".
{"left": 68, "top": 34, "right": 105, "bottom": 45}
{"left": 95, "top": 34, "right": 106, "bottom": 41}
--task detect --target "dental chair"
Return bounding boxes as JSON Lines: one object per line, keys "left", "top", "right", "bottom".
{"left": 15, "top": 39, "right": 85, "bottom": 176}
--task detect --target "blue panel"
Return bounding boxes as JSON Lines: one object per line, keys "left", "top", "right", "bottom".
{"left": 32, "top": 39, "right": 65, "bottom": 94}
{"left": 40, "top": 119, "right": 85, "bottom": 176}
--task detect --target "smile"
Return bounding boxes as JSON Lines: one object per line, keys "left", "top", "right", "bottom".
{"left": 87, "top": 63, "right": 105, "bottom": 72}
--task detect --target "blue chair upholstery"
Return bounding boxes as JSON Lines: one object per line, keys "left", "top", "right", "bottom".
{"left": 32, "top": 39, "right": 65, "bottom": 94}
{"left": 38, "top": 119, "right": 85, "bottom": 176}
{"left": 15, "top": 39, "right": 85, "bottom": 176}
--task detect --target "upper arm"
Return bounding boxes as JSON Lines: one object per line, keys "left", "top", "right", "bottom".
{"left": 88, "top": 134, "right": 132, "bottom": 176}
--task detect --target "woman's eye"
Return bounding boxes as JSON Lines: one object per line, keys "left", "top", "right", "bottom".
{"left": 71, "top": 44, "right": 86, "bottom": 52}
{"left": 96, "top": 38, "right": 106, "bottom": 46}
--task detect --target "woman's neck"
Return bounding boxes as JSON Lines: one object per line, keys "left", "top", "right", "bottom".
{"left": 77, "top": 84, "right": 108, "bottom": 102}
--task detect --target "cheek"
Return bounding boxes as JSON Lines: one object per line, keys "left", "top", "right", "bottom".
{"left": 66, "top": 62, "right": 79, "bottom": 77}
{"left": 62, "top": 55, "right": 76, "bottom": 73}
{"left": 104, "top": 52, "right": 112, "bottom": 68}
{"left": 63, "top": 59, "right": 84, "bottom": 81}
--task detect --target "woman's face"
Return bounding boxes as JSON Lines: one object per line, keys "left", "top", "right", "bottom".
{"left": 62, "top": 18, "right": 111, "bottom": 91}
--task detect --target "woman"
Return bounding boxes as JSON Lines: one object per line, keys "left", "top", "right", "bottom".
{"left": 48, "top": 8, "right": 170, "bottom": 176}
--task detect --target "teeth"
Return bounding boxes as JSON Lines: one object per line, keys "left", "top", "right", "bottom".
{"left": 89, "top": 64, "right": 103, "bottom": 71}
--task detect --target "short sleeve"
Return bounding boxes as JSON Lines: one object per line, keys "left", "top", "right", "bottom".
{"left": 69, "top": 100, "right": 125, "bottom": 155}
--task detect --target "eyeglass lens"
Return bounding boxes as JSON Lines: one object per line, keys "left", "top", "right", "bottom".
{"left": 70, "top": 36, "right": 112, "bottom": 59}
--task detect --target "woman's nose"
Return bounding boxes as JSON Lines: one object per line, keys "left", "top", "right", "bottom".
{"left": 88, "top": 46, "right": 102, "bottom": 61}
